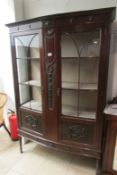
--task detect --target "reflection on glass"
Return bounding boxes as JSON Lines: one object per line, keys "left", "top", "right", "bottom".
{"left": 80, "top": 59, "right": 99, "bottom": 85}
{"left": 79, "top": 91, "right": 97, "bottom": 119}
{"left": 15, "top": 34, "right": 42, "bottom": 112}
{"left": 113, "top": 135, "right": 117, "bottom": 170}
{"left": 61, "top": 30, "right": 100, "bottom": 119}
{"left": 62, "top": 89, "right": 78, "bottom": 117}
{"left": 15, "top": 34, "right": 40, "bottom": 58}
{"left": 61, "top": 31, "right": 100, "bottom": 58}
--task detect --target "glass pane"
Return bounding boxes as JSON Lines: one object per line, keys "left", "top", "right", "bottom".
{"left": 61, "top": 30, "right": 100, "bottom": 58}
{"left": 62, "top": 89, "right": 78, "bottom": 117}
{"left": 61, "top": 29, "right": 100, "bottom": 119}
{"left": 79, "top": 91, "right": 97, "bottom": 119}
{"left": 61, "top": 53, "right": 79, "bottom": 117}
{"left": 19, "top": 85, "right": 42, "bottom": 112}
{"left": 15, "top": 33, "right": 42, "bottom": 112}
{"left": 62, "top": 59, "right": 78, "bottom": 87}
{"left": 79, "top": 58, "right": 99, "bottom": 88}
{"left": 113, "top": 135, "right": 117, "bottom": 170}
{"left": 15, "top": 34, "right": 40, "bottom": 58}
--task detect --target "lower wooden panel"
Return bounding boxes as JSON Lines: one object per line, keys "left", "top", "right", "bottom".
{"left": 19, "top": 110, "right": 43, "bottom": 134}
{"left": 19, "top": 129, "right": 101, "bottom": 159}
{"left": 60, "top": 121, "right": 95, "bottom": 145}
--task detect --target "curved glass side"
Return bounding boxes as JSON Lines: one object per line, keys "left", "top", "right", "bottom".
{"left": 15, "top": 33, "right": 42, "bottom": 113}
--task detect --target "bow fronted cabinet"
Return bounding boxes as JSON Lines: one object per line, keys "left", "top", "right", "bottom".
{"left": 6, "top": 7, "right": 115, "bottom": 175}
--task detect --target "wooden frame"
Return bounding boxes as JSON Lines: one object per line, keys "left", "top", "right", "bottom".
{"left": 103, "top": 115, "right": 117, "bottom": 175}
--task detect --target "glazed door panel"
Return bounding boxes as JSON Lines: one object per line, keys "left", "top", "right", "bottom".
{"left": 61, "top": 29, "right": 101, "bottom": 120}
{"left": 59, "top": 26, "right": 102, "bottom": 146}
{"left": 14, "top": 31, "right": 43, "bottom": 113}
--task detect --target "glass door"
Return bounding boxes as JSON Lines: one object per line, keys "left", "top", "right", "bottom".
{"left": 15, "top": 32, "right": 42, "bottom": 113}
{"left": 61, "top": 29, "right": 101, "bottom": 120}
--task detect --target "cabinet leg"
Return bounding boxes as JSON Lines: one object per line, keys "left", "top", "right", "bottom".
{"left": 19, "top": 136, "right": 23, "bottom": 153}
{"left": 96, "top": 159, "right": 102, "bottom": 175}
{"left": 3, "top": 123, "right": 10, "bottom": 136}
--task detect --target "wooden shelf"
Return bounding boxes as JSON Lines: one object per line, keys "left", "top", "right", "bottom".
{"left": 79, "top": 83, "right": 97, "bottom": 90}
{"left": 62, "top": 82, "right": 78, "bottom": 89}
{"left": 79, "top": 111, "right": 96, "bottom": 119}
{"left": 20, "top": 80, "right": 41, "bottom": 87}
{"left": 62, "top": 104, "right": 96, "bottom": 119}
{"left": 62, "top": 105, "right": 77, "bottom": 117}
{"left": 17, "top": 57, "right": 40, "bottom": 60}
{"left": 62, "top": 82, "right": 97, "bottom": 90}
{"left": 62, "top": 57, "right": 99, "bottom": 60}
{"left": 21, "top": 100, "right": 42, "bottom": 111}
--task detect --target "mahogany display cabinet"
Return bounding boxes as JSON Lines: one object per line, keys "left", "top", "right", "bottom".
{"left": 6, "top": 7, "right": 115, "bottom": 175}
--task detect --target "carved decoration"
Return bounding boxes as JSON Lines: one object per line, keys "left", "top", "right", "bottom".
{"left": 45, "top": 28, "right": 56, "bottom": 109}
{"left": 24, "top": 115, "right": 42, "bottom": 132}
{"left": 46, "top": 61, "right": 56, "bottom": 109}
{"left": 46, "top": 28, "right": 54, "bottom": 39}
{"left": 61, "top": 123, "right": 94, "bottom": 144}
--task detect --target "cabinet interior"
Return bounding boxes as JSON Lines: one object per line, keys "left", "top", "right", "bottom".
{"left": 15, "top": 34, "right": 42, "bottom": 112}
{"left": 61, "top": 30, "right": 100, "bottom": 119}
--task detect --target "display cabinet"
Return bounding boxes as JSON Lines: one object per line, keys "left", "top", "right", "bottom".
{"left": 6, "top": 7, "right": 115, "bottom": 175}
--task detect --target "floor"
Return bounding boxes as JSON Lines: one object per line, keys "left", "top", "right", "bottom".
{"left": 0, "top": 128, "right": 96, "bottom": 175}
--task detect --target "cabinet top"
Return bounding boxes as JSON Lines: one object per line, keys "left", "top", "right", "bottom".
{"left": 6, "top": 7, "right": 115, "bottom": 28}
{"left": 104, "top": 104, "right": 117, "bottom": 116}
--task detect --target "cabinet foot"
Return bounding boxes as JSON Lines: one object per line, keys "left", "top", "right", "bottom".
{"left": 96, "top": 159, "right": 102, "bottom": 175}
{"left": 19, "top": 136, "right": 23, "bottom": 153}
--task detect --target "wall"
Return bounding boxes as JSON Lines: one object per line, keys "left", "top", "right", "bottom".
{"left": 14, "top": 0, "right": 24, "bottom": 21}
{"left": 0, "top": 0, "right": 24, "bottom": 125}
{"left": 23, "top": 0, "right": 117, "bottom": 20}
{"left": 0, "top": 0, "right": 15, "bottom": 121}
{"left": 23, "top": 0, "right": 117, "bottom": 100}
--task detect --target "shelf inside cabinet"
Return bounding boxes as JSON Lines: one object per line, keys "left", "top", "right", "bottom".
{"left": 19, "top": 80, "right": 41, "bottom": 87}
{"left": 62, "top": 105, "right": 77, "bottom": 117}
{"left": 62, "top": 57, "right": 99, "bottom": 60}
{"left": 62, "top": 82, "right": 78, "bottom": 90}
{"left": 16, "top": 57, "right": 40, "bottom": 60}
{"left": 79, "top": 111, "right": 96, "bottom": 119}
{"left": 79, "top": 83, "right": 97, "bottom": 90}
{"left": 62, "top": 82, "right": 97, "bottom": 90}
{"left": 22, "top": 100, "right": 42, "bottom": 112}
{"left": 62, "top": 105, "right": 96, "bottom": 119}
